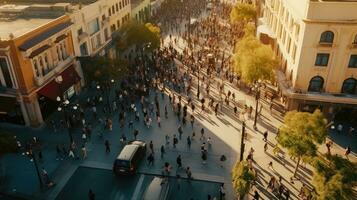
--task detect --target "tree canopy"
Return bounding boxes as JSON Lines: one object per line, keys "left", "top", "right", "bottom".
{"left": 230, "top": 3, "right": 257, "bottom": 24}
{"left": 0, "top": 130, "right": 17, "bottom": 157}
{"left": 232, "top": 161, "right": 255, "bottom": 199}
{"left": 312, "top": 155, "right": 357, "bottom": 200}
{"left": 232, "top": 34, "right": 277, "bottom": 84}
{"left": 277, "top": 109, "right": 328, "bottom": 176}
{"left": 81, "top": 56, "right": 128, "bottom": 83}
{"left": 117, "top": 22, "right": 161, "bottom": 51}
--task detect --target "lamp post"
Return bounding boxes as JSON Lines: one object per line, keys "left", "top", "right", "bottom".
{"left": 239, "top": 122, "right": 246, "bottom": 162}
{"left": 253, "top": 80, "right": 263, "bottom": 130}
{"left": 23, "top": 150, "right": 43, "bottom": 189}
{"left": 57, "top": 96, "right": 77, "bottom": 143}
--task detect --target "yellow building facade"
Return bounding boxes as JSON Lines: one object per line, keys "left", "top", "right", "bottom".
{"left": 0, "top": 9, "right": 82, "bottom": 126}
{"left": 259, "top": 0, "right": 357, "bottom": 120}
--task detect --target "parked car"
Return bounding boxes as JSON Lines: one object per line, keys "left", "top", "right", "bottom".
{"left": 113, "top": 140, "right": 146, "bottom": 175}
{"left": 142, "top": 177, "right": 170, "bottom": 200}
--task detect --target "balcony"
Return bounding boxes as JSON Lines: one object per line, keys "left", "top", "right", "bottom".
{"left": 35, "top": 56, "right": 75, "bottom": 87}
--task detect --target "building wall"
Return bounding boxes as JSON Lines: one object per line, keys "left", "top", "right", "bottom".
{"left": 70, "top": 0, "right": 131, "bottom": 57}
{"left": 11, "top": 15, "right": 74, "bottom": 95}
{"left": 297, "top": 23, "right": 357, "bottom": 93}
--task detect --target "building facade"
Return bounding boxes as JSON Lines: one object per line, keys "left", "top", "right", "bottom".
{"left": 258, "top": 0, "right": 357, "bottom": 120}
{"left": 70, "top": 0, "right": 131, "bottom": 58}
{"left": 0, "top": 5, "right": 83, "bottom": 126}
{"left": 131, "top": 0, "right": 151, "bottom": 23}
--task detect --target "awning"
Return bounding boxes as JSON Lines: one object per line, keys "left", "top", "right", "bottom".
{"left": 37, "top": 65, "right": 80, "bottom": 100}
{"left": 0, "top": 96, "right": 17, "bottom": 115}
{"left": 257, "top": 24, "right": 276, "bottom": 39}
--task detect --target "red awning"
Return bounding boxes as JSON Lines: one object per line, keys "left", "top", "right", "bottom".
{"left": 0, "top": 96, "right": 17, "bottom": 114}
{"left": 38, "top": 66, "right": 80, "bottom": 100}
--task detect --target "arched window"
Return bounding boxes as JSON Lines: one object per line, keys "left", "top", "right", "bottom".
{"left": 308, "top": 76, "right": 324, "bottom": 92}
{"left": 320, "top": 31, "right": 334, "bottom": 43}
{"left": 341, "top": 78, "right": 357, "bottom": 94}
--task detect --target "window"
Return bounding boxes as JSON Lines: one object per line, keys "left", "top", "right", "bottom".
{"left": 341, "top": 78, "right": 357, "bottom": 94}
{"left": 117, "top": 20, "right": 120, "bottom": 28}
{"left": 112, "top": 5, "right": 115, "bottom": 14}
{"left": 88, "top": 18, "right": 100, "bottom": 35}
{"left": 0, "top": 57, "right": 13, "bottom": 88}
{"left": 315, "top": 53, "right": 329, "bottom": 66}
{"left": 119, "top": 2, "right": 122, "bottom": 9}
{"left": 108, "top": 8, "right": 111, "bottom": 16}
{"left": 320, "top": 31, "right": 334, "bottom": 43}
{"left": 102, "top": 14, "right": 106, "bottom": 21}
{"left": 348, "top": 55, "right": 357, "bottom": 68}
{"left": 116, "top": 3, "right": 119, "bottom": 12}
{"left": 308, "top": 76, "right": 324, "bottom": 92}
{"left": 353, "top": 35, "right": 357, "bottom": 44}
{"left": 80, "top": 42, "right": 88, "bottom": 56}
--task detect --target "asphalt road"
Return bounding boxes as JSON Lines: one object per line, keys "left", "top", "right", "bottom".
{"left": 55, "top": 167, "right": 221, "bottom": 200}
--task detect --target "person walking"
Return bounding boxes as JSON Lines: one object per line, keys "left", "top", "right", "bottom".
{"left": 176, "top": 155, "right": 182, "bottom": 169}
{"left": 160, "top": 145, "right": 165, "bottom": 158}
{"left": 264, "top": 142, "right": 268, "bottom": 152}
{"left": 190, "top": 115, "right": 195, "bottom": 129}
{"left": 345, "top": 146, "right": 351, "bottom": 159}
{"left": 173, "top": 134, "right": 178, "bottom": 148}
{"left": 105, "top": 140, "right": 110, "bottom": 153}
{"left": 187, "top": 136, "right": 191, "bottom": 149}
{"left": 157, "top": 116, "right": 161, "bottom": 128}
{"left": 147, "top": 153, "right": 154, "bottom": 166}
{"left": 178, "top": 125, "right": 183, "bottom": 139}
{"left": 186, "top": 166, "right": 192, "bottom": 180}
{"left": 268, "top": 161, "right": 274, "bottom": 170}
{"left": 149, "top": 141, "right": 154, "bottom": 154}
{"left": 81, "top": 145, "right": 87, "bottom": 159}
{"left": 253, "top": 190, "right": 260, "bottom": 200}
{"left": 133, "top": 129, "right": 139, "bottom": 140}
{"left": 263, "top": 131, "right": 268, "bottom": 142}
{"left": 200, "top": 128, "right": 205, "bottom": 140}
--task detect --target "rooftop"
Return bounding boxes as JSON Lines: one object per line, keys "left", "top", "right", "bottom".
{"left": 0, "top": 3, "right": 68, "bottom": 40}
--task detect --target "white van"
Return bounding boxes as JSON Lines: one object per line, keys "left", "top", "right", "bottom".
{"left": 142, "top": 177, "right": 169, "bottom": 200}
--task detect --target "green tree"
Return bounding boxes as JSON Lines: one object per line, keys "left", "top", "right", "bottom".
{"left": 81, "top": 56, "right": 128, "bottom": 83}
{"left": 232, "top": 161, "right": 256, "bottom": 200}
{"left": 230, "top": 3, "right": 257, "bottom": 25}
{"left": 118, "top": 22, "right": 161, "bottom": 51}
{"left": 232, "top": 34, "right": 277, "bottom": 84}
{"left": 0, "top": 130, "right": 17, "bottom": 157}
{"left": 277, "top": 110, "right": 328, "bottom": 177}
{"left": 312, "top": 155, "right": 357, "bottom": 200}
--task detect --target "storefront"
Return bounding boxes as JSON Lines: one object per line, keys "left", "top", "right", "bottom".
{"left": 37, "top": 65, "right": 81, "bottom": 120}
{"left": 0, "top": 95, "right": 25, "bottom": 125}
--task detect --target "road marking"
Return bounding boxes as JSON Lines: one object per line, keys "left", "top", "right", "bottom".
{"left": 131, "top": 174, "right": 145, "bottom": 200}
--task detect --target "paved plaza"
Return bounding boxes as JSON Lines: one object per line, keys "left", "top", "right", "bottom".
{"left": 1, "top": 2, "right": 357, "bottom": 200}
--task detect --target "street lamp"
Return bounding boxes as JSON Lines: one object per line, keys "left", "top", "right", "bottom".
{"left": 239, "top": 122, "right": 246, "bottom": 162}
{"left": 57, "top": 96, "right": 77, "bottom": 143}
{"left": 253, "top": 80, "right": 263, "bottom": 130}
{"left": 23, "top": 150, "right": 43, "bottom": 189}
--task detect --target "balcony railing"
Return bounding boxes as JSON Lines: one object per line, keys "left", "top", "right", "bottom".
{"left": 35, "top": 56, "right": 75, "bottom": 87}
